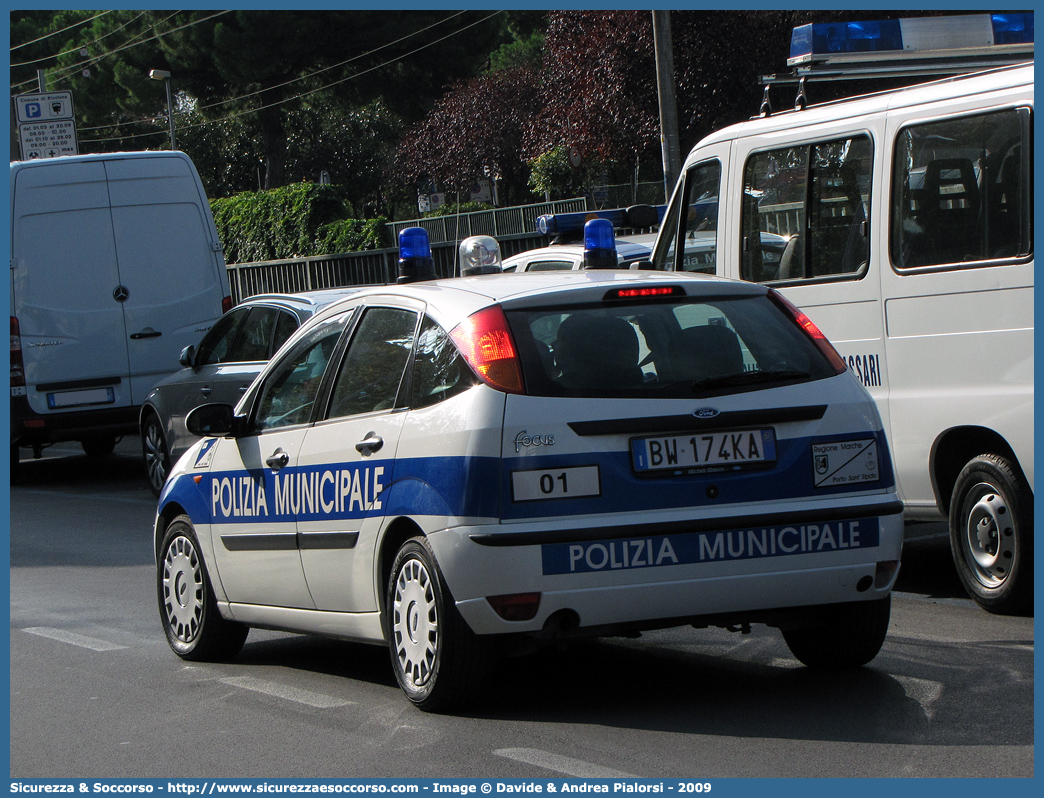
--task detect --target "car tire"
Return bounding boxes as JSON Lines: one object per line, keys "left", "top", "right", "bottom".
{"left": 142, "top": 413, "right": 171, "bottom": 497}
{"left": 948, "top": 453, "right": 1033, "bottom": 615}
{"left": 782, "top": 595, "right": 890, "bottom": 669}
{"left": 81, "top": 435, "right": 116, "bottom": 458}
{"left": 385, "top": 536, "right": 488, "bottom": 712}
{"left": 158, "top": 514, "right": 248, "bottom": 661}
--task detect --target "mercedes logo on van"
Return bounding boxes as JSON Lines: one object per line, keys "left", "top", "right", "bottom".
{"left": 113, "top": 285, "right": 129, "bottom": 303}
{"left": 693, "top": 407, "right": 719, "bottom": 418}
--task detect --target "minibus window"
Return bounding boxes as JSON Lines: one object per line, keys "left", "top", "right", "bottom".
{"left": 891, "top": 108, "right": 1030, "bottom": 269}
{"left": 741, "top": 136, "right": 872, "bottom": 283}
{"left": 657, "top": 160, "right": 721, "bottom": 274}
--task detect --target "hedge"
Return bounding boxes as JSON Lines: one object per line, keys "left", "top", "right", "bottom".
{"left": 211, "top": 183, "right": 389, "bottom": 264}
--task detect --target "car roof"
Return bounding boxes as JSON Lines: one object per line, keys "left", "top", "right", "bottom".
{"left": 237, "top": 287, "right": 362, "bottom": 312}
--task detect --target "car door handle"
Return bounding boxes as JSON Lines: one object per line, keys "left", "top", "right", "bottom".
{"left": 355, "top": 433, "right": 383, "bottom": 455}
{"left": 266, "top": 449, "right": 290, "bottom": 470}
{"left": 130, "top": 328, "right": 162, "bottom": 340}
{"left": 199, "top": 386, "right": 212, "bottom": 397}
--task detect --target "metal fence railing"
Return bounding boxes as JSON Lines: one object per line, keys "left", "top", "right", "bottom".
{"left": 225, "top": 232, "right": 550, "bottom": 304}
{"left": 224, "top": 195, "right": 694, "bottom": 304}
{"left": 385, "top": 197, "right": 588, "bottom": 244}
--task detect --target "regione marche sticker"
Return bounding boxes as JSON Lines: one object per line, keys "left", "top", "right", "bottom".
{"left": 812, "top": 439, "right": 879, "bottom": 487}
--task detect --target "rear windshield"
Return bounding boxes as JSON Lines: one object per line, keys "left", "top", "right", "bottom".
{"left": 506, "top": 293, "right": 837, "bottom": 398}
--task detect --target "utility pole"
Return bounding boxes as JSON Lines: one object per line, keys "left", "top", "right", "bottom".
{"left": 652, "top": 11, "right": 682, "bottom": 201}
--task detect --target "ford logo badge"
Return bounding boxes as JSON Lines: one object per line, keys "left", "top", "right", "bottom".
{"left": 693, "top": 408, "right": 719, "bottom": 419}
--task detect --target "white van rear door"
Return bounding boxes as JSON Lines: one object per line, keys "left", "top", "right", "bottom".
{"left": 105, "top": 155, "right": 227, "bottom": 405}
{"left": 11, "top": 160, "right": 132, "bottom": 415}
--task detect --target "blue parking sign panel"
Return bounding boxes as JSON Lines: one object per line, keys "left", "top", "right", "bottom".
{"left": 16, "top": 91, "right": 74, "bottom": 123}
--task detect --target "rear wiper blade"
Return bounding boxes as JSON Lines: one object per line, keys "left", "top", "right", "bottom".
{"left": 691, "top": 369, "right": 811, "bottom": 392}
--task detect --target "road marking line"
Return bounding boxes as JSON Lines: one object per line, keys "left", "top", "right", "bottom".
{"left": 494, "top": 748, "right": 637, "bottom": 778}
{"left": 219, "top": 676, "right": 352, "bottom": 708}
{"left": 23, "top": 627, "right": 127, "bottom": 651}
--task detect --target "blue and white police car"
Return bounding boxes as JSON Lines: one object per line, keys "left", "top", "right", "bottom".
{"left": 155, "top": 227, "right": 903, "bottom": 711}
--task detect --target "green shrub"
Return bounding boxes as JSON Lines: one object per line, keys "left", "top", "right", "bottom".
{"left": 211, "top": 183, "right": 388, "bottom": 263}
{"left": 316, "top": 217, "right": 388, "bottom": 254}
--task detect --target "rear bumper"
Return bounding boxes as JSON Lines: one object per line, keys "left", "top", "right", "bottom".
{"left": 429, "top": 498, "right": 904, "bottom": 636}
{"left": 11, "top": 395, "right": 138, "bottom": 446}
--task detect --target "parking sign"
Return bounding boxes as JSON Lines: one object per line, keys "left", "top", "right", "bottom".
{"left": 15, "top": 91, "right": 78, "bottom": 159}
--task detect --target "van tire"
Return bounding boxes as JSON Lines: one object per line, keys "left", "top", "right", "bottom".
{"left": 158, "top": 515, "right": 248, "bottom": 661}
{"left": 142, "top": 413, "right": 171, "bottom": 496}
{"left": 81, "top": 436, "right": 116, "bottom": 458}
{"left": 949, "top": 454, "right": 1033, "bottom": 615}
{"left": 782, "top": 595, "right": 890, "bottom": 669}
{"left": 385, "top": 536, "right": 488, "bottom": 712}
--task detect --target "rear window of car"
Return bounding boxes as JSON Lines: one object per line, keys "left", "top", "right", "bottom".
{"left": 506, "top": 293, "right": 837, "bottom": 398}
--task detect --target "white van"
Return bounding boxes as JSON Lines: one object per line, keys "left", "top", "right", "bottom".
{"left": 10, "top": 151, "right": 232, "bottom": 466}
{"left": 648, "top": 24, "right": 1032, "bottom": 613}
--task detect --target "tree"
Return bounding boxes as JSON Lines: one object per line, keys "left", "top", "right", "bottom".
{"left": 529, "top": 12, "right": 660, "bottom": 183}
{"left": 11, "top": 10, "right": 516, "bottom": 194}
{"left": 393, "top": 65, "right": 542, "bottom": 206}
{"left": 156, "top": 10, "right": 512, "bottom": 190}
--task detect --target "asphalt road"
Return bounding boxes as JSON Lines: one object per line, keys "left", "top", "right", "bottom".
{"left": 8, "top": 439, "right": 1034, "bottom": 779}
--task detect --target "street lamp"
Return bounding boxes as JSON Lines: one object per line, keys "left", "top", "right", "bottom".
{"left": 149, "top": 69, "right": 176, "bottom": 151}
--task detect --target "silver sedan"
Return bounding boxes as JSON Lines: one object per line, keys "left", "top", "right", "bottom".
{"left": 139, "top": 288, "right": 358, "bottom": 494}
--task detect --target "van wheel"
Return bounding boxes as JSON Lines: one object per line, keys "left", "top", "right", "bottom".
{"left": 783, "top": 595, "right": 890, "bottom": 669}
{"left": 142, "top": 414, "right": 171, "bottom": 496}
{"left": 385, "top": 536, "right": 488, "bottom": 712}
{"left": 81, "top": 435, "right": 116, "bottom": 458}
{"left": 158, "top": 515, "right": 248, "bottom": 660}
{"left": 949, "top": 454, "right": 1033, "bottom": 615}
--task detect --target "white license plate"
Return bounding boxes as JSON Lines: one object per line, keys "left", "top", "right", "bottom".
{"left": 47, "top": 387, "right": 115, "bottom": 408}
{"left": 631, "top": 428, "right": 776, "bottom": 473}
{"left": 511, "top": 465, "right": 601, "bottom": 502}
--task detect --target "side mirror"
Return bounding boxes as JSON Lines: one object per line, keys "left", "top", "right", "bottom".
{"left": 179, "top": 345, "right": 195, "bottom": 368}
{"left": 632, "top": 259, "right": 657, "bottom": 271}
{"left": 186, "top": 403, "right": 237, "bottom": 438}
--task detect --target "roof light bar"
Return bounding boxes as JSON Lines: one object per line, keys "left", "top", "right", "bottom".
{"left": 788, "top": 13, "right": 1033, "bottom": 67}
{"left": 536, "top": 204, "right": 665, "bottom": 239}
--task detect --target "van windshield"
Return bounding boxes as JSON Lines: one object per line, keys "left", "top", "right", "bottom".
{"left": 506, "top": 294, "right": 836, "bottom": 398}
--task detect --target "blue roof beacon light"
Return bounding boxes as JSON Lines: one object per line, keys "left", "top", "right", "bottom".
{"left": 397, "top": 226, "right": 436, "bottom": 284}
{"left": 582, "top": 218, "right": 618, "bottom": 270}
{"left": 458, "top": 235, "right": 503, "bottom": 276}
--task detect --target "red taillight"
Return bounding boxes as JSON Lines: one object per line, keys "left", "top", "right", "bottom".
{"left": 450, "top": 305, "right": 525, "bottom": 394}
{"left": 487, "top": 592, "right": 541, "bottom": 621}
{"left": 221, "top": 295, "right": 234, "bottom": 314}
{"left": 768, "top": 290, "right": 847, "bottom": 375}
{"left": 11, "top": 316, "right": 25, "bottom": 388}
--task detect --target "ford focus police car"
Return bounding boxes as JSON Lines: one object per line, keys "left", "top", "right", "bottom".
{"left": 155, "top": 227, "right": 903, "bottom": 711}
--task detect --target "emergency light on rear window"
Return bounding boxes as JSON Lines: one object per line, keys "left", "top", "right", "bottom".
{"left": 605, "top": 286, "right": 683, "bottom": 300}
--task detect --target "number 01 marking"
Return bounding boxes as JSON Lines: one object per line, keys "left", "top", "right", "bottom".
{"left": 512, "top": 465, "right": 601, "bottom": 502}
